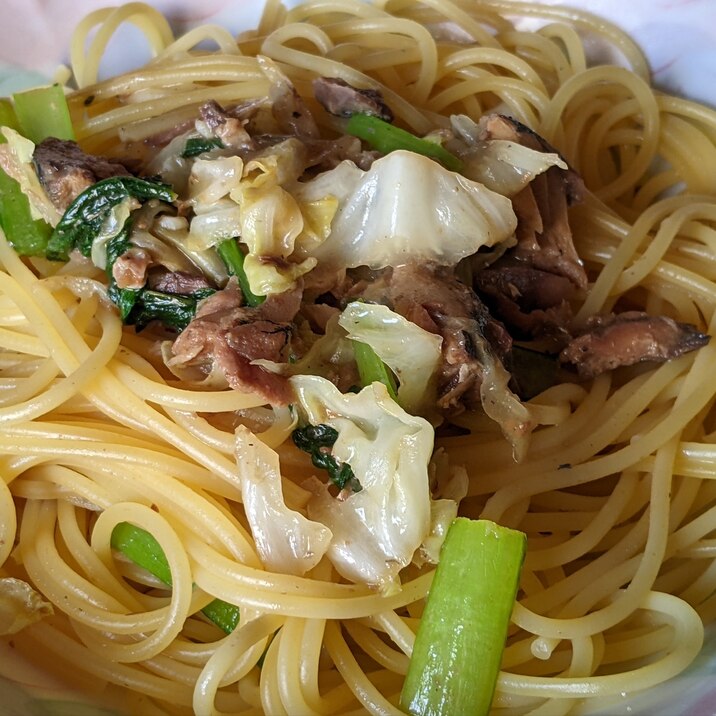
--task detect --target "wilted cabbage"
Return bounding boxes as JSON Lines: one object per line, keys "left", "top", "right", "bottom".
{"left": 234, "top": 425, "right": 332, "bottom": 576}
{"left": 144, "top": 131, "right": 194, "bottom": 193}
{"left": 233, "top": 183, "right": 317, "bottom": 295}
{"left": 338, "top": 301, "right": 442, "bottom": 416}
{"left": 450, "top": 114, "right": 567, "bottom": 196}
{"left": 290, "top": 375, "right": 434, "bottom": 593}
{"left": 187, "top": 156, "right": 244, "bottom": 249}
{"left": 186, "top": 144, "right": 337, "bottom": 295}
{"left": 291, "top": 149, "right": 517, "bottom": 270}
{"left": 258, "top": 312, "right": 355, "bottom": 379}
{"left": 416, "top": 498, "right": 459, "bottom": 566}
{"left": 470, "top": 324, "right": 533, "bottom": 461}
{"left": 0, "top": 578, "right": 53, "bottom": 635}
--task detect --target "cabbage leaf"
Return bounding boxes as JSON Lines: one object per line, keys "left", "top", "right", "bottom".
{"left": 291, "top": 149, "right": 517, "bottom": 270}
{"left": 290, "top": 375, "right": 434, "bottom": 593}
{"left": 450, "top": 114, "right": 567, "bottom": 196}
{"left": 0, "top": 577, "right": 53, "bottom": 635}
{"left": 338, "top": 301, "right": 442, "bottom": 416}
{"left": 187, "top": 155, "right": 244, "bottom": 250}
{"left": 234, "top": 425, "right": 332, "bottom": 576}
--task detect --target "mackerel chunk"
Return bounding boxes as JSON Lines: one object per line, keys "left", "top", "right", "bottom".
{"left": 560, "top": 311, "right": 710, "bottom": 378}
{"left": 33, "top": 137, "right": 130, "bottom": 212}
{"left": 312, "top": 77, "right": 394, "bottom": 122}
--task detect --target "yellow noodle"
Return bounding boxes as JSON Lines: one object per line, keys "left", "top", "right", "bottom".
{"left": 1, "top": 0, "right": 716, "bottom": 713}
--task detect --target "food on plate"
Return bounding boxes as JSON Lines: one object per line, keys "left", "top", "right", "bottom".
{"left": 1, "top": 0, "right": 716, "bottom": 714}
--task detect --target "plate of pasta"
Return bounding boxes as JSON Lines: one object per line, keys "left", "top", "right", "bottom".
{"left": 2, "top": 1, "right": 716, "bottom": 715}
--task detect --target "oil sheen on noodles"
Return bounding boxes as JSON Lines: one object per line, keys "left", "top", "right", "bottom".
{"left": 1, "top": 0, "right": 716, "bottom": 714}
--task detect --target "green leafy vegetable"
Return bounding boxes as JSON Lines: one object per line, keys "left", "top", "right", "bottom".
{"left": 0, "top": 169, "right": 51, "bottom": 256}
{"left": 103, "top": 220, "right": 213, "bottom": 327}
{"left": 46, "top": 176, "right": 176, "bottom": 261}
{"left": 110, "top": 521, "right": 240, "bottom": 635}
{"left": 12, "top": 83, "right": 75, "bottom": 143}
{"left": 351, "top": 339, "right": 399, "bottom": 401}
{"left": 216, "top": 238, "right": 264, "bottom": 307}
{"left": 0, "top": 100, "right": 51, "bottom": 256}
{"left": 292, "top": 423, "right": 362, "bottom": 492}
{"left": 346, "top": 113, "right": 463, "bottom": 172}
{"left": 127, "top": 290, "right": 198, "bottom": 332}
{"left": 107, "top": 281, "right": 141, "bottom": 322}
{"left": 181, "top": 136, "right": 224, "bottom": 158}
{"left": 401, "top": 518, "right": 526, "bottom": 716}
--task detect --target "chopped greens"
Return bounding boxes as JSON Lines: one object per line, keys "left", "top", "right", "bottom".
{"left": 126, "top": 290, "right": 200, "bottom": 332}
{"left": 110, "top": 521, "right": 240, "bottom": 634}
{"left": 216, "top": 237, "right": 264, "bottom": 307}
{"left": 46, "top": 176, "right": 176, "bottom": 262}
{"left": 12, "top": 83, "right": 75, "bottom": 144}
{"left": 401, "top": 518, "right": 526, "bottom": 716}
{"left": 292, "top": 423, "right": 362, "bottom": 492}
{"left": 100, "top": 205, "right": 212, "bottom": 329}
{"left": 181, "top": 136, "right": 224, "bottom": 158}
{"left": 346, "top": 113, "right": 463, "bottom": 172}
{"left": 108, "top": 282, "right": 141, "bottom": 322}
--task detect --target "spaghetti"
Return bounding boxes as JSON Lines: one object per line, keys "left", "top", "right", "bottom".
{"left": 2, "top": 1, "right": 716, "bottom": 714}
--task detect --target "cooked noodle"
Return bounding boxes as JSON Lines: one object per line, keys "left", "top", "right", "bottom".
{"left": 2, "top": 1, "right": 716, "bottom": 714}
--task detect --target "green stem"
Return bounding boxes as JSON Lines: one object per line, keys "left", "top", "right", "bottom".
{"left": 400, "top": 518, "right": 526, "bottom": 716}
{"left": 0, "top": 100, "right": 51, "bottom": 256}
{"left": 0, "top": 98, "right": 19, "bottom": 131}
{"left": 216, "top": 238, "right": 264, "bottom": 307}
{"left": 0, "top": 172, "right": 52, "bottom": 256}
{"left": 352, "top": 339, "right": 398, "bottom": 401}
{"left": 13, "top": 83, "right": 75, "bottom": 143}
{"left": 346, "top": 114, "right": 463, "bottom": 172}
{"left": 110, "top": 521, "right": 240, "bottom": 635}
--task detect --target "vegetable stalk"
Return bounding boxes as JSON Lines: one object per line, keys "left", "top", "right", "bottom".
{"left": 0, "top": 98, "right": 18, "bottom": 130}
{"left": 352, "top": 339, "right": 399, "bottom": 401}
{"left": 110, "top": 521, "right": 240, "bottom": 634}
{"left": 0, "top": 99, "right": 51, "bottom": 256}
{"left": 12, "top": 83, "right": 75, "bottom": 143}
{"left": 346, "top": 114, "right": 463, "bottom": 172}
{"left": 400, "top": 518, "right": 526, "bottom": 716}
{"left": 216, "top": 237, "right": 264, "bottom": 306}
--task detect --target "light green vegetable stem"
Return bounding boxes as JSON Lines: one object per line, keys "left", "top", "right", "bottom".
{"left": 110, "top": 521, "right": 240, "bottom": 635}
{"left": 217, "top": 237, "right": 264, "bottom": 307}
{"left": 346, "top": 113, "right": 463, "bottom": 172}
{"left": 13, "top": 83, "right": 75, "bottom": 144}
{"left": 400, "top": 517, "right": 526, "bottom": 716}
{"left": 0, "top": 98, "right": 51, "bottom": 255}
{"left": 352, "top": 339, "right": 399, "bottom": 400}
